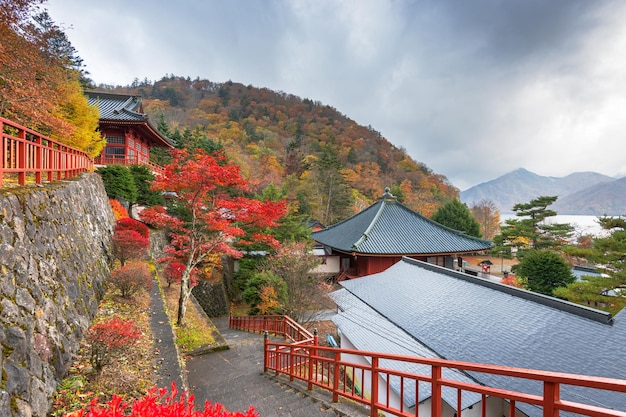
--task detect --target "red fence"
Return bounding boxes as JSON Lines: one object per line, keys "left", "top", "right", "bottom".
{"left": 0, "top": 117, "right": 92, "bottom": 186}
{"left": 94, "top": 155, "right": 165, "bottom": 177}
{"left": 232, "top": 315, "right": 626, "bottom": 417}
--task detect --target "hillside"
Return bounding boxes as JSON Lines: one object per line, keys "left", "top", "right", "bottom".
{"left": 100, "top": 76, "right": 458, "bottom": 221}
{"left": 460, "top": 168, "right": 618, "bottom": 214}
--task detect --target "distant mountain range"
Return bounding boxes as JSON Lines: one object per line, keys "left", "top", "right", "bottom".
{"left": 460, "top": 168, "right": 626, "bottom": 216}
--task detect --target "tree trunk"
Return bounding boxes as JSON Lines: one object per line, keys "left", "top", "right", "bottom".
{"left": 177, "top": 268, "right": 193, "bottom": 326}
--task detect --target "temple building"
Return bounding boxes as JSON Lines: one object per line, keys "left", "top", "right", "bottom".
{"left": 311, "top": 188, "right": 492, "bottom": 279}
{"left": 87, "top": 91, "right": 174, "bottom": 173}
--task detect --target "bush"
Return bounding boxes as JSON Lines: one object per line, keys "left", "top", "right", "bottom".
{"left": 112, "top": 229, "right": 150, "bottom": 266}
{"left": 109, "top": 199, "right": 129, "bottom": 220}
{"left": 97, "top": 165, "right": 138, "bottom": 203}
{"left": 116, "top": 217, "right": 150, "bottom": 238}
{"left": 74, "top": 383, "right": 257, "bottom": 416}
{"left": 109, "top": 262, "right": 153, "bottom": 298}
{"left": 86, "top": 317, "right": 141, "bottom": 371}
{"left": 163, "top": 262, "right": 185, "bottom": 287}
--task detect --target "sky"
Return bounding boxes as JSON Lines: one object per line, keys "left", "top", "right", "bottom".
{"left": 45, "top": 0, "right": 626, "bottom": 191}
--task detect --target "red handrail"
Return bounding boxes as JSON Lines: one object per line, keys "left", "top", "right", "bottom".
{"left": 229, "top": 314, "right": 314, "bottom": 344}
{"left": 94, "top": 155, "right": 165, "bottom": 177}
{"left": 232, "top": 315, "right": 626, "bottom": 417}
{"left": 0, "top": 117, "right": 92, "bottom": 186}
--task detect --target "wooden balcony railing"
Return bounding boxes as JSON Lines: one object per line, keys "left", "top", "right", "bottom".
{"left": 231, "top": 315, "right": 626, "bottom": 417}
{"left": 94, "top": 155, "right": 165, "bottom": 177}
{"left": 0, "top": 117, "right": 93, "bottom": 187}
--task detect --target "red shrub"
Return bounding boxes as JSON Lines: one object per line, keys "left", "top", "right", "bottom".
{"left": 86, "top": 317, "right": 141, "bottom": 371}
{"left": 115, "top": 217, "right": 150, "bottom": 238}
{"left": 74, "top": 383, "right": 257, "bottom": 416}
{"left": 108, "top": 262, "right": 153, "bottom": 298}
{"left": 112, "top": 229, "right": 149, "bottom": 266}
{"left": 163, "top": 262, "right": 185, "bottom": 287}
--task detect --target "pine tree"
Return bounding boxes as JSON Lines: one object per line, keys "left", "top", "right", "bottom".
{"left": 431, "top": 199, "right": 482, "bottom": 238}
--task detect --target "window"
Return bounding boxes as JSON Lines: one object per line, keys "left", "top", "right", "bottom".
{"left": 107, "top": 136, "right": 125, "bottom": 144}
{"left": 105, "top": 146, "right": 125, "bottom": 155}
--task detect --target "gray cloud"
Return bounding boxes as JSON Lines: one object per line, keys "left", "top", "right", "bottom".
{"left": 47, "top": 0, "right": 626, "bottom": 190}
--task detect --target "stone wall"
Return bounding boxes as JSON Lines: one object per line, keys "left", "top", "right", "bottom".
{"left": 0, "top": 173, "right": 115, "bottom": 417}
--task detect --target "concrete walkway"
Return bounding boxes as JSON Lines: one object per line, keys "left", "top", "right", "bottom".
{"left": 186, "top": 317, "right": 368, "bottom": 417}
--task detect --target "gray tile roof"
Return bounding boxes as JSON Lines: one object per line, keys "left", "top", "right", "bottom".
{"left": 86, "top": 91, "right": 147, "bottom": 122}
{"left": 312, "top": 190, "right": 492, "bottom": 255}
{"left": 331, "top": 289, "right": 482, "bottom": 409}
{"left": 333, "top": 257, "right": 626, "bottom": 415}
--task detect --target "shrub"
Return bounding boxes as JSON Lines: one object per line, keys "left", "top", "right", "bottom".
{"left": 112, "top": 229, "right": 150, "bottom": 266}
{"left": 73, "top": 383, "right": 257, "bottom": 416}
{"left": 116, "top": 217, "right": 150, "bottom": 238}
{"left": 86, "top": 317, "right": 141, "bottom": 371}
{"left": 108, "top": 262, "right": 153, "bottom": 298}
{"left": 109, "top": 199, "right": 129, "bottom": 220}
{"left": 163, "top": 262, "right": 185, "bottom": 287}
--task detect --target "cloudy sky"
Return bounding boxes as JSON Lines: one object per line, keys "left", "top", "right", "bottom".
{"left": 46, "top": 0, "right": 626, "bottom": 191}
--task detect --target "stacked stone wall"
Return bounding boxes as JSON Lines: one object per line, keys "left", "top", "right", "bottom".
{"left": 0, "top": 173, "right": 115, "bottom": 416}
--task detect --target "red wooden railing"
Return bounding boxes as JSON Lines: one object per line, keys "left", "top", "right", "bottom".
{"left": 230, "top": 314, "right": 315, "bottom": 344}
{"left": 0, "top": 117, "right": 92, "bottom": 186}
{"left": 94, "top": 155, "right": 165, "bottom": 177}
{"left": 231, "top": 315, "right": 626, "bottom": 417}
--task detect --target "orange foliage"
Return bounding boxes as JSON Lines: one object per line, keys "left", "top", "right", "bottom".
{"left": 109, "top": 199, "right": 129, "bottom": 220}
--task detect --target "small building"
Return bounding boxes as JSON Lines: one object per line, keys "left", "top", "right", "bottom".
{"left": 311, "top": 188, "right": 492, "bottom": 279}
{"left": 330, "top": 257, "right": 626, "bottom": 416}
{"left": 86, "top": 91, "right": 174, "bottom": 172}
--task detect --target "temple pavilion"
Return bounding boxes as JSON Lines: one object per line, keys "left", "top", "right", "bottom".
{"left": 311, "top": 188, "right": 492, "bottom": 279}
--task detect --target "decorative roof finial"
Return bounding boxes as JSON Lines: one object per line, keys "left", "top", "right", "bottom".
{"left": 381, "top": 187, "right": 396, "bottom": 200}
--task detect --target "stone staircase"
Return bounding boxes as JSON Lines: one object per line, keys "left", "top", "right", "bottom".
{"left": 186, "top": 317, "right": 368, "bottom": 417}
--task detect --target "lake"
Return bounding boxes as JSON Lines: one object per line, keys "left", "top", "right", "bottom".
{"left": 501, "top": 214, "right": 610, "bottom": 237}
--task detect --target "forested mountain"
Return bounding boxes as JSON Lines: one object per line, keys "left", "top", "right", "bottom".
{"left": 100, "top": 75, "right": 457, "bottom": 223}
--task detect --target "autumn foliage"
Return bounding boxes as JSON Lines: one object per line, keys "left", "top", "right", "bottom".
{"left": 71, "top": 383, "right": 257, "bottom": 417}
{"left": 109, "top": 199, "right": 129, "bottom": 220}
{"left": 86, "top": 317, "right": 141, "bottom": 371}
{"left": 116, "top": 217, "right": 150, "bottom": 238}
{"left": 111, "top": 218, "right": 151, "bottom": 267}
{"left": 140, "top": 149, "right": 287, "bottom": 325}
{"left": 108, "top": 262, "right": 153, "bottom": 298}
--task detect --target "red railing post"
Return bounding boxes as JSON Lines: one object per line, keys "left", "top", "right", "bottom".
{"left": 263, "top": 331, "right": 269, "bottom": 372}
{"left": 17, "top": 128, "right": 26, "bottom": 185}
{"left": 289, "top": 345, "right": 295, "bottom": 382}
{"left": 371, "top": 356, "right": 379, "bottom": 417}
{"left": 308, "top": 329, "right": 318, "bottom": 390}
{"left": 332, "top": 351, "right": 341, "bottom": 403}
{"left": 431, "top": 365, "right": 442, "bottom": 417}
{"left": 543, "top": 381, "right": 560, "bottom": 417}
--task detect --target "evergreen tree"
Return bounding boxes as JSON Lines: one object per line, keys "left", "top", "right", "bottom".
{"left": 97, "top": 165, "right": 137, "bottom": 204}
{"left": 431, "top": 199, "right": 482, "bottom": 238}
{"left": 129, "top": 165, "right": 164, "bottom": 206}
{"left": 493, "top": 196, "right": 573, "bottom": 256}
{"left": 556, "top": 217, "right": 626, "bottom": 314}
{"left": 516, "top": 250, "right": 575, "bottom": 296}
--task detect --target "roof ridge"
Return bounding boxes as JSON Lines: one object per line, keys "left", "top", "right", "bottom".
{"left": 352, "top": 199, "right": 387, "bottom": 250}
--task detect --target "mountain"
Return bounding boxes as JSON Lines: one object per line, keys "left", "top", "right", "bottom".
{"left": 460, "top": 168, "right": 619, "bottom": 214}
{"left": 98, "top": 76, "right": 458, "bottom": 221}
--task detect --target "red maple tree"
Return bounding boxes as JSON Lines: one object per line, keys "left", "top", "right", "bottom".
{"left": 140, "top": 149, "right": 286, "bottom": 325}
{"left": 111, "top": 229, "right": 150, "bottom": 266}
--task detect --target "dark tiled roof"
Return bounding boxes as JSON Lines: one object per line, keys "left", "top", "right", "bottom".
{"left": 331, "top": 289, "right": 482, "bottom": 409}
{"left": 334, "top": 258, "right": 626, "bottom": 415}
{"left": 312, "top": 190, "right": 492, "bottom": 255}
{"left": 86, "top": 91, "right": 146, "bottom": 122}
{"left": 85, "top": 91, "right": 174, "bottom": 148}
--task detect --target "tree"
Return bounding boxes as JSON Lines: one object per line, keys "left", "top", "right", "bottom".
{"left": 97, "top": 165, "right": 138, "bottom": 204}
{"left": 140, "top": 149, "right": 287, "bottom": 326}
{"left": 86, "top": 317, "right": 141, "bottom": 372}
{"left": 493, "top": 196, "right": 573, "bottom": 256}
{"left": 516, "top": 250, "right": 575, "bottom": 295}
{"left": 111, "top": 229, "right": 149, "bottom": 266}
{"left": 431, "top": 199, "right": 482, "bottom": 238}
{"left": 556, "top": 217, "right": 626, "bottom": 314}
{"left": 471, "top": 199, "right": 501, "bottom": 239}
{"left": 261, "top": 242, "right": 329, "bottom": 322}
{"left": 242, "top": 271, "right": 287, "bottom": 315}
{"left": 129, "top": 164, "right": 164, "bottom": 207}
